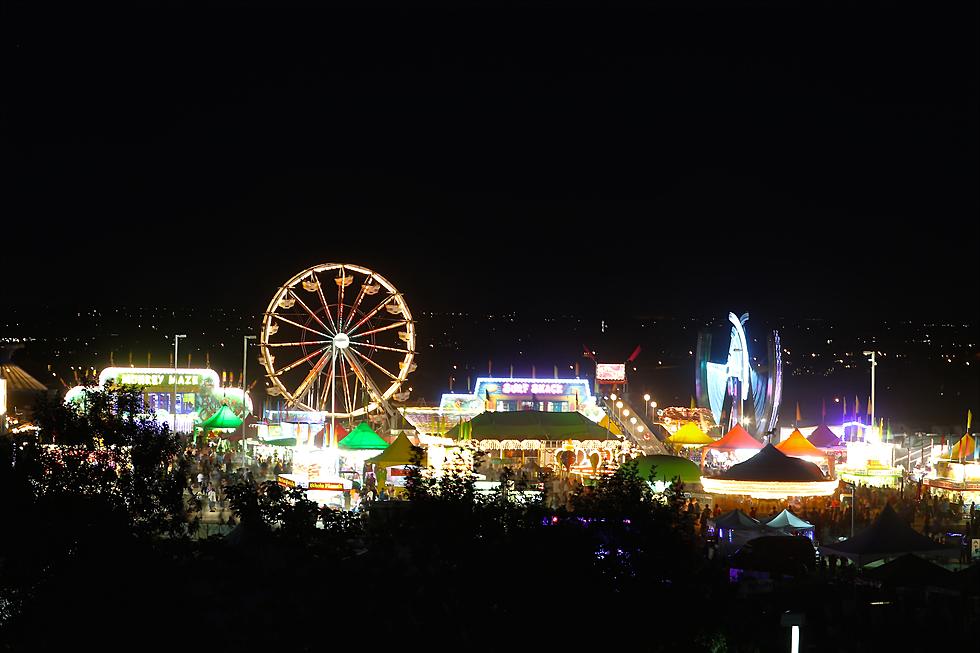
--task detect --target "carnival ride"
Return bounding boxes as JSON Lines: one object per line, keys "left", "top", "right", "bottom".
{"left": 260, "top": 263, "right": 416, "bottom": 436}
{"left": 695, "top": 312, "right": 782, "bottom": 438}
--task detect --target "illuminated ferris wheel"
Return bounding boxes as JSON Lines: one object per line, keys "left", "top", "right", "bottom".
{"left": 260, "top": 263, "right": 416, "bottom": 419}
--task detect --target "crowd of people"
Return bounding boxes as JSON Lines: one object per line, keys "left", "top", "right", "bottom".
{"left": 181, "top": 445, "right": 293, "bottom": 522}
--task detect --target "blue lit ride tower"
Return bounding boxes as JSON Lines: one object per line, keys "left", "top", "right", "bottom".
{"left": 695, "top": 312, "right": 782, "bottom": 439}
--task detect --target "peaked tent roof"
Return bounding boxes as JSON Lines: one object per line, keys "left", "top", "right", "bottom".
{"left": 444, "top": 410, "right": 620, "bottom": 441}
{"left": 597, "top": 414, "right": 623, "bottom": 436}
{"left": 666, "top": 422, "right": 714, "bottom": 446}
{"left": 198, "top": 404, "right": 243, "bottom": 430}
{"left": 807, "top": 424, "right": 845, "bottom": 450}
{"left": 776, "top": 429, "right": 826, "bottom": 458}
{"left": 714, "top": 509, "right": 768, "bottom": 531}
{"left": 766, "top": 509, "right": 814, "bottom": 530}
{"left": 313, "top": 422, "right": 349, "bottom": 449}
{"left": 338, "top": 422, "right": 390, "bottom": 450}
{"left": 632, "top": 455, "right": 702, "bottom": 484}
{"left": 950, "top": 433, "right": 976, "bottom": 460}
{"left": 820, "top": 504, "right": 957, "bottom": 565}
{"left": 716, "top": 444, "right": 827, "bottom": 482}
{"left": 365, "top": 432, "right": 425, "bottom": 468}
{"left": 863, "top": 553, "right": 958, "bottom": 589}
{"left": 704, "top": 424, "right": 763, "bottom": 451}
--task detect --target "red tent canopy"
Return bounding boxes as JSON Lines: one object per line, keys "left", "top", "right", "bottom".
{"left": 313, "top": 422, "right": 349, "bottom": 448}
{"left": 776, "top": 429, "right": 826, "bottom": 458}
{"left": 704, "top": 424, "right": 763, "bottom": 451}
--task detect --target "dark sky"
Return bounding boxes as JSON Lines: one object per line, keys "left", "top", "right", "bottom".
{"left": 5, "top": 5, "right": 978, "bottom": 321}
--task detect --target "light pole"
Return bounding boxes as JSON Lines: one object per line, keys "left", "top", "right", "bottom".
{"left": 173, "top": 334, "right": 187, "bottom": 433}
{"left": 643, "top": 393, "right": 651, "bottom": 419}
{"left": 862, "top": 350, "right": 877, "bottom": 440}
{"left": 651, "top": 401, "right": 658, "bottom": 424}
{"left": 242, "top": 335, "right": 256, "bottom": 457}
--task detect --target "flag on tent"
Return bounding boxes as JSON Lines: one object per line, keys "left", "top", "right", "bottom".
{"left": 822, "top": 399, "right": 826, "bottom": 420}
{"left": 796, "top": 402, "right": 802, "bottom": 423}
{"left": 690, "top": 396, "right": 696, "bottom": 409}
{"left": 855, "top": 396, "right": 860, "bottom": 422}
{"left": 842, "top": 396, "right": 847, "bottom": 418}
{"left": 867, "top": 396, "right": 872, "bottom": 417}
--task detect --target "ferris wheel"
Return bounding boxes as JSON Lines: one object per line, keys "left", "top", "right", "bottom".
{"left": 259, "top": 263, "right": 416, "bottom": 419}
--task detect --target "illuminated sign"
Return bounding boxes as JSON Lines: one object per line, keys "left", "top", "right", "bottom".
{"left": 596, "top": 364, "right": 626, "bottom": 383}
{"left": 99, "top": 367, "right": 221, "bottom": 390}
{"left": 277, "top": 476, "right": 297, "bottom": 488}
{"left": 500, "top": 382, "right": 567, "bottom": 395}
{"left": 308, "top": 481, "right": 345, "bottom": 491}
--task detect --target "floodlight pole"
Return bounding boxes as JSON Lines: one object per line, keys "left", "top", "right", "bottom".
{"left": 173, "top": 334, "right": 187, "bottom": 433}
{"left": 243, "top": 335, "right": 256, "bottom": 459}
{"left": 862, "top": 350, "right": 876, "bottom": 440}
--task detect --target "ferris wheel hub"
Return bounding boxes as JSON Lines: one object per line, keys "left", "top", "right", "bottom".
{"left": 332, "top": 332, "right": 351, "bottom": 349}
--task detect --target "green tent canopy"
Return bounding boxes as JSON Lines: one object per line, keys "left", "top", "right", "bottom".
{"left": 261, "top": 437, "right": 297, "bottom": 447}
{"left": 338, "top": 422, "right": 390, "bottom": 450}
{"left": 365, "top": 432, "right": 426, "bottom": 468}
{"left": 632, "top": 455, "right": 702, "bottom": 484}
{"left": 444, "top": 410, "right": 621, "bottom": 441}
{"left": 198, "top": 404, "right": 243, "bottom": 430}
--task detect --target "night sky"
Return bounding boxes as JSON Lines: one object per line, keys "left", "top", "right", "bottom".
{"left": 5, "top": 6, "right": 978, "bottom": 321}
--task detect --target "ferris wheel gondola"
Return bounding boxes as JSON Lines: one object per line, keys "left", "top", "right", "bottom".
{"left": 259, "top": 263, "right": 416, "bottom": 423}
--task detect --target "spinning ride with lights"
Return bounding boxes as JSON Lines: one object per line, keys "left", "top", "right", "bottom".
{"left": 260, "top": 263, "right": 416, "bottom": 435}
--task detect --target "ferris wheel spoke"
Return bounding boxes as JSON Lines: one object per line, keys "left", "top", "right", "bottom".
{"left": 345, "top": 276, "right": 373, "bottom": 332}
{"left": 317, "top": 356, "right": 335, "bottom": 413}
{"left": 353, "top": 341, "right": 413, "bottom": 355}
{"left": 292, "top": 349, "right": 332, "bottom": 403}
{"left": 339, "top": 353, "right": 354, "bottom": 415}
{"left": 337, "top": 267, "right": 348, "bottom": 329}
{"left": 272, "top": 345, "right": 330, "bottom": 376}
{"left": 288, "top": 289, "right": 334, "bottom": 336}
{"left": 266, "top": 314, "right": 332, "bottom": 340}
{"left": 263, "top": 340, "right": 332, "bottom": 348}
{"left": 343, "top": 348, "right": 393, "bottom": 410}
{"left": 310, "top": 271, "right": 339, "bottom": 334}
{"left": 347, "top": 294, "right": 396, "bottom": 334}
{"left": 347, "top": 345, "right": 400, "bottom": 382}
{"left": 349, "top": 320, "right": 407, "bottom": 340}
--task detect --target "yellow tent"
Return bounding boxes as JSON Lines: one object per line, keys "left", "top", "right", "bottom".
{"left": 598, "top": 415, "right": 623, "bottom": 436}
{"left": 666, "top": 422, "right": 714, "bottom": 447}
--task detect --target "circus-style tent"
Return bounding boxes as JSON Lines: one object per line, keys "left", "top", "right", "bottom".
{"left": 703, "top": 424, "right": 763, "bottom": 452}
{"left": 820, "top": 504, "right": 957, "bottom": 566}
{"left": 714, "top": 509, "right": 767, "bottom": 531}
{"left": 666, "top": 422, "right": 714, "bottom": 447}
{"left": 776, "top": 429, "right": 826, "bottom": 458}
{"left": 700, "top": 444, "right": 838, "bottom": 499}
{"left": 807, "top": 424, "right": 845, "bottom": 450}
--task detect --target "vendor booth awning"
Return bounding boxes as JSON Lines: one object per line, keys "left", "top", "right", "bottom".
{"left": 714, "top": 509, "right": 768, "bottom": 531}
{"left": 666, "top": 423, "right": 714, "bottom": 447}
{"left": 765, "top": 509, "right": 814, "bottom": 530}
{"left": 775, "top": 429, "right": 826, "bottom": 458}
{"left": 365, "top": 432, "right": 425, "bottom": 468}
{"left": 807, "top": 424, "right": 845, "bottom": 450}
{"left": 444, "top": 410, "right": 620, "bottom": 441}
{"left": 632, "top": 454, "right": 701, "bottom": 484}
{"left": 197, "top": 404, "right": 243, "bottom": 430}
{"left": 950, "top": 433, "right": 976, "bottom": 460}
{"left": 339, "top": 422, "right": 390, "bottom": 450}
{"left": 819, "top": 504, "right": 957, "bottom": 566}
{"left": 863, "top": 553, "right": 958, "bottom": 590}
{"left": 704, "top": 424, "right": 763, "bottom": 451}
{"left": 597, "top": 415, "right": 623, "bottom": 436}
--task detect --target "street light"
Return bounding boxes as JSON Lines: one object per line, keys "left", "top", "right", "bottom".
{"left": 242, "top": 335, "right": 257, "bottom": 458}
{"left": 643, "top": 393, "right": 651, "bottom": 419}
{"left": 623, "top": 409, "right": 630, "bottom": 418}
{"left": 173, "top": 334, "right": 187, "bottom": 433}
{"left": 651, "top": 401, "right": 658, "bottom": 423}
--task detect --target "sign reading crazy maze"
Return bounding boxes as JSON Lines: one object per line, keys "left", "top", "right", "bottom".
{"left": 98, "top": 367, "right": 221, "bottom": 391}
